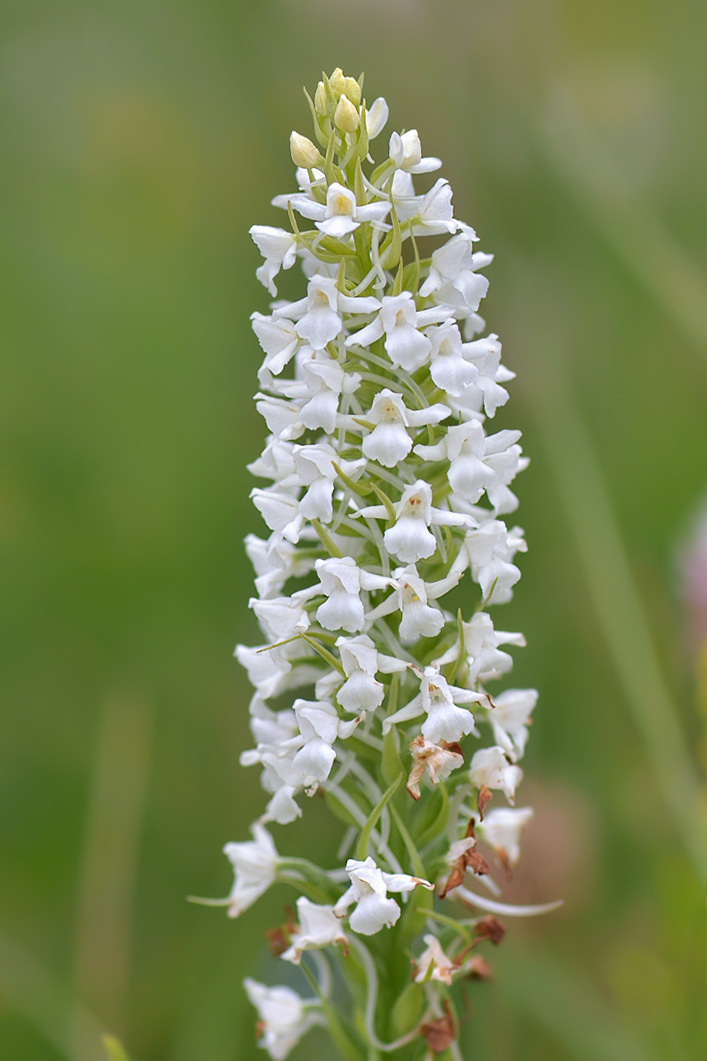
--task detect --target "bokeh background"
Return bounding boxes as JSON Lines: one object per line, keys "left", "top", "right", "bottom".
{"left": 2, "top": 1, "right": 706, "bottom": 1058}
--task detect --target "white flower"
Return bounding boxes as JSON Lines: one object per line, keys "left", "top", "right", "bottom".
{"left": 292, "top": 443, "right": 365, "bottom": 524}
{"left": 246, "top": 697, "right": 298, "bottom": 747}
{"left": 411, "top": 178, "right": 458, "bottom": 235}
{"left": 250, "top": 225, "right": 298, "bottom": 295}
{"left": 334, "top": 634, "right": 383, "bottom": 712}
{"left": 287, "top": 182, "right": 391, "bottom": 239}
{"left": 250, "top": 594, "right": 310, "bottom": 640}
{"left": 224, "top": 823, "right": 279, "bottom": 917}
{"left": 383, "top": 666, "right": 486, "bottom": 743}
{"left": 290, "top": 698, "right": 359, "bottom": 791}
{"left": 389, "top": 130, "right": 441, "bottom": 174}
{"left": 335, "top": 634, "right": 407, "bottom": 712}
{"left": 365, "top": 97, "right": 389, "bottom": 138}
{"left": 244, "top": 978, "right": 320, "bottom": 1060}
{"left": 469, "top": 746, "right": 523, "bottom": 803}
{"left": 420, "top": 229, "right": 490, "bottom": 314}
{"left": 355, "top": 481, "right": 472, "bottom": 565}
{"left": 414, "top": 934, "right": 456, "bottom": 985}
{"left": 434, "top": 611, "right": 525, "bottom": 685}
{"left": 480, "top": 806, "right": 534, "bottom": 868}
{"left": 255, "top": 393, "right": 305, "bottom": 441}
{"left": 250, "top": 487, "right": 303, "bottom": 544}
{"left": 458, "top": 334, "right": 513, "bottom": 418}
{"left": 366, "top": 564, "right": 462, "bottom": 643}
{"left": 299, "top": 354, "right": 356, "bottom": 434}
{"left": 488, "top": 688, "right": 538, "bottom": 761}
{"left": 358, "top": 388, "right": 449, "bottom": 467}
{"left": 333, "top": 856, "right": 433, "bottom": 935}
{"left": 428, "top": 322, "right": 478, "bottom": 396}
{"left": 462, "top": 520, "right": 526, "bottom": 605}
{"left": 282, "top": 897, "right": 348, "bottom": 963}
{"left": 251, "top": 313, "right": 301, "bottom": 380}
{"left": 235, "top": 643, "right": 316, "bottom": 702}
{"left": 346, "top": 291, "right": 447, "bottom": 371}
{"left": 417, "top": 422, "right": 526, "bottom": 513}
{"left": 275, "top": 274, "right": 379, "bottom": 351}
{"left": 407, "top": 735, "right": 464, "bottom": 799}
{"left": 313, "top": 556, "right": 391, "bottom": 633}
{"left": 245, "top": 532, "right": 312, "bottom": 599}
{"left": 417, "top": 668, "right": 484, "bottom": 743}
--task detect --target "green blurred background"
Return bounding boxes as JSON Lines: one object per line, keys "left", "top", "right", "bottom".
{"left": 1, "top": 1, "right": 706, "bottom": 1058}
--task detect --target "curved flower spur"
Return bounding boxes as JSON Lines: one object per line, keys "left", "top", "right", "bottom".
{"left": 200, "top": 68, "right": 560, "bottom": 1061}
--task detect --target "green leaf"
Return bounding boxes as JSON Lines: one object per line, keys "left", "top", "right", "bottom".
{"left": 389, "top": 802, "right": 426, "bottom": 879}
{"left": 334, "top": 461, "right": 372, "bottom": 496}
{"left": 299, "top": 963, "right": 366, "bottom": 1061}
{"left": 390, "top": 981, "right": 424, "bottom": 1038}
{"left": 311, "top": 519, "right": 344, "bottom": 557}
{"left": 324, "top": 788, "right": 360, "bottom": 828}
{"left": 412, "top": 782, "right": 449, "bottom": 849}
{"left": 103, "top": 1035, "right": 130, "bottom": 1061}
{"left": 381, "top": 209, "right": 403, "bottom": 273}
{"left": 381, "top": 712, "right": 404, "bottom": 787}
{"left": 369, "top": 481, "right": 396, "bottom": 524}
{"left": 299, "top": 632, "right": 345, "bottom": 675}
{"left": 355, "top": 774, "right": 402, "bottom": 860}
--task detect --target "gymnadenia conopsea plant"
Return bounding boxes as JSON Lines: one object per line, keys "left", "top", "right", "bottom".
{"left": 210, "top": 69, "right": 559, "bottom": 1061}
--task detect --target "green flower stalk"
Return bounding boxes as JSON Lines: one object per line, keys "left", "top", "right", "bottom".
{"left": 216, "top": 69, "right": 557, "bottom": 1061}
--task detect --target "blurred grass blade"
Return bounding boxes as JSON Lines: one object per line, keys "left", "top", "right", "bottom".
{"left": 72, "top": 697, "right": 153, "bottom": 1061}
{"left": 103, "top": 1034, "right": 131, "bottom": 1061}
{"left": 500, "top": 944, "right": 650, "bottom": 1061}
{"left": 0, "top": 929, "right": 105, "bottom": 1058}
{"left": 536, "top": 94, "right": 707, "bottom": 357}
{"left": 525, "top": 347, "right": 705, "bottom": 876}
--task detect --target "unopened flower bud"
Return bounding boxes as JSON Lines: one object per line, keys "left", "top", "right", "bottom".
{"left": 334, "top": 95, "right": 359, "bottom": 133}
{"left": 290, "top": 131, "right": 321, "bottom": 169}
{"left": 314, "top": 80, "right": 327, "bottom": 116}
{"left": 329, "top": 67, "right": 346, "bottom": 97}
{"left": 343, "top": 76, "right": 361, "bottom": 107}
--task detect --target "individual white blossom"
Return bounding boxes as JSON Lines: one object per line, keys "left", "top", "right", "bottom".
{"left": 288, "top": 182, "right": 391, "bottom": 239}
{"left": 469, "top": 746, "right": 523, "bottom": 803}
{"left": 487, "top": 688, "right": 538, "bottom": 761}
{"left": 223, "top": 823, "right": 279, "bottom": 917}
{"left": 383, "top": 665, "right": 487, "bottom": 743}
{"left": 420, "top": 228, "right": 490, "bottom": 315}
{"left": 389, "top": 129, "right": 441, "bottom": 174}
{"left": 366, "top": 563, "right": 459, "bottom": 643}
{"left": 346, "top": 291, "right": 448, "bottom": 372}
{"left": 434, "top": 611, "right": 525, "bottom": 685}
{"left": 365, "top": 97, "right": 389, "bottom": 138}
{"left": 480, "top": 806, "right": 534, "bottom": 869}
{"left": 312, "top": 556, "right": 391, "bottom": 633}
{"left": 358, "top": 388, "right": 449, "bottom": 467}
{"left": 329, "top": 634, "right": 407, "bottom": 713}
{"left": 406, "top": 735, "right": 464, "bottom": 799}
{"left": 275, "top": 274, "right": 380, "bottom": 351}
{"left": 244, "top": 979, "right": 321, "bottom": 1060}
{"left": 333, "top": 856, "right": 433, "bottom": 935}
{"left": 282, "top": 897, "right": 348, "bottom": 964}
{"left": 414, "top": 934, "right": 456, "bottom": 985}
{"left": 250, "top": 226, "right": 298, "bottom": 295}
{"left": 356, "top": 480, "right": 473, "bottom": 564}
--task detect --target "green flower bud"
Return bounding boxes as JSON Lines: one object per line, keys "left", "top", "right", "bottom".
{"left": 314, "top": 80, "right": 327, "bottom": 117}
{"left": 329, "top": 67, "right": 346, "bottom": 97}
{"left": 334, "top": 94, "right": 359, "bottom": 133}
{"left": 289, "top": 130, "right": 322, "bottom": 169}
{"left": 343, "top": 76, "right": 362, "bottom": 107}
